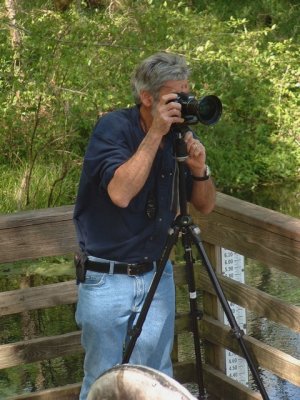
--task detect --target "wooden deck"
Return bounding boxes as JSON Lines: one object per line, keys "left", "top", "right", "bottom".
{"left": 0, "top": 192, "right": 299, "bottom": 399}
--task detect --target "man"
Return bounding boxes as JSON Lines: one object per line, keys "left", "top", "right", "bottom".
{"left": 73, "top": 52, "right": 216, "bottom": 399}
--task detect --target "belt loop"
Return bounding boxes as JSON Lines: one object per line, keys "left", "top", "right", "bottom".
{"left": 109, "top": 261, "right": 114, "bottom": 275}
{"left": 153, "top": 261, "right": 157, "bottom": 272}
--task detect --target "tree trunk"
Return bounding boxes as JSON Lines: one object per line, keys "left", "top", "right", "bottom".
{"left": 53, "top": 0, "right": 74, "bottom": 11}
{"left": 5, "top": 0, "right": 22, "bottom": 73}
{"left": 86, "top": 0, "right": 123, "bottom": 12}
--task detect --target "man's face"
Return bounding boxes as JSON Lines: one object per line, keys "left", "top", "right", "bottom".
{"left": 159, "top": 80, "right": 189, "bottom": 98}
{"left": 150, "top": 79, "right": 189, "bottom": 115}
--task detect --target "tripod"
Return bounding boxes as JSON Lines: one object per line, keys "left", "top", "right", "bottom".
{"left": 123, "top": 128, "right": 270, "bottom": 400}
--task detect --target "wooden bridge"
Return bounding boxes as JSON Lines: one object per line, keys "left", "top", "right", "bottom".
{"left": 0, "top": 192, "right": 299, "bottom": 399}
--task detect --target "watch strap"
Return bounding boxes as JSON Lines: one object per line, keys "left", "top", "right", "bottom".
{"left": 191, "top": 165, "right": 210, "bottom": 181}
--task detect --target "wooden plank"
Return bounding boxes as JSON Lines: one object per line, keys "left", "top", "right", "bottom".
{"left": 7, "top": 362, "right": 261, "bottom": 400}
{"left": 174, "top": 264, "right": 300, "bottom": 332}
{"left": 0, "top": 206, "right": 77, "bottom": 264}
{"left": 0, "top": 331, "right": 82, "bottom": 369}
{"left": 175, "top": 314, "right": 300, "bottom": 387}
{"left": 200, "top": 316, "right": 300, "bottom": 387}
{"left": 1, "top": 265, "right": 298, "bottom": 333}
{"left": 6, "top": 363, "right": 195, "bottom": 400}
{"left": 213, "top": 192, "right": 299, "bottom": 239}
{"left": 1, "top": 314, "right": 299, "bottom": 388}
{"left": 200, "top": 243, "right": 226, "bottom": 375}
{"left": 193, "top": 213, "right": 300, "bottom": 277}
{"left": 0, "top": 281, "right": 77, "bottom": 316}
{"left": 0, "top": 267, "right": 192, "bottom": 317}
{"left": 203, "top": 364, "right": 262, "bottom": 400}
{"left": 1, "top": 193, "right": 299, "bottom": 277}
{"left": 1, "top": 193, "right": 294, "bottom": 238}
{"left": 191, "top": 194, "right": 300, "bottom": 277}
{"left": 0, "top": 205, "right": 73, "bottom": 229}
{"left": 7, "top": 382, "right": 81, "bottom": 400}
{"left": 0, "top": 322, "right": 190, "bottom": 369}
{"left": 197, "top": 269, "right": 300, "bottom": 333}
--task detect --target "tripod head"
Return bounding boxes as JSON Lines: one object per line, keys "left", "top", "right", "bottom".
{"left": 169, "top": 124, "right": 195, "bottom": 216}
{"left": 170, "top": 123, "right": 190, "bottom": 162}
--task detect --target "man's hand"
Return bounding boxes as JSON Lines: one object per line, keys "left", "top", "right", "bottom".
{"left": 148, "top": 93, "right": 185, "bottom": 138}
{"left": 184, "top": 131, "right": 206, "bottom": 176}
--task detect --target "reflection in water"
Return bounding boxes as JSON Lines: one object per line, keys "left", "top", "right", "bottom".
{"left": 246, "top": 259, "right": 300, "bottom": 399}
{"left": 229, "top": 181, "right": 300, "bottom": 218}
{"left": 228, "top": 267, "right": 300, "bottom": 400}
{"left": 226, "top": 182, "right": 300, "bottom": 399}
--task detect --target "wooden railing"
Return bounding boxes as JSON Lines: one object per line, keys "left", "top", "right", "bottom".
{"left": 0, "top": 192, "right": 299, "bottom": 400}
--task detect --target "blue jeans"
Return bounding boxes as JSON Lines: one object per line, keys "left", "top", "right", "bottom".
{"left": 75, "top": 258, "right": 175, "bottom": 400}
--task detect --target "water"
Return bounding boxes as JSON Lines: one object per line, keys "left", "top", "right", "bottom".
{"left": 227, "top": 182, "right": 300, "bottom": 399}
{"left": 227, "top": 181, "right": 300, "bottom": 219}
{"left": 245, "top": 262, "right": 300, "bottom": 399}
{"left": 0, "top": 183, "right": 299, "bottom": 399}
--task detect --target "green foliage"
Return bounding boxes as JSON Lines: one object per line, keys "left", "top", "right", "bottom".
{"left": 0, "top": 256, "right": 74, "bottom": 280}
{"left": 1, "top": 0, "right": 299, "bottom": 212}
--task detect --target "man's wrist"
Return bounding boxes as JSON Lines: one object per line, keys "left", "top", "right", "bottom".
{"left": 191, "top": 165, "right": 211, "bottom": 181}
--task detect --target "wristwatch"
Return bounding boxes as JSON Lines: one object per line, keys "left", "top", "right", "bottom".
{"left": 191, "top": 165, "right": 211, "bottom": 181}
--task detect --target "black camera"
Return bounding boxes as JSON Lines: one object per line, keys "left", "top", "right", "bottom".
{"left": 174, "top": 92, "right": 222, "bottom": 125}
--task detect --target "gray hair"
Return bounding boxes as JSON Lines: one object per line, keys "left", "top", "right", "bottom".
{"left": 131, "top": 52, "right": 190, "bottom": 104}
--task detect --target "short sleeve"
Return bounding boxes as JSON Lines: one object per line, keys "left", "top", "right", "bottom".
{"left": 83, "top": 111, "right": 137, "bottom": 190}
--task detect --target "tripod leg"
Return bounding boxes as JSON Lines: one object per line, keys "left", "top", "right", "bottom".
{"left": 122, "top": 225, "right": 180, "bottom": 364}
{"left": 182, "top": 228, "right": 207, "bottom": 400}
{"left": 188, "top": 224, "right": 270, "bottom": 400}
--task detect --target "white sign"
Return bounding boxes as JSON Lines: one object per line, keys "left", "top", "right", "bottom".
{"left": 221, "top": 248, "right": 249, "bottom": 386}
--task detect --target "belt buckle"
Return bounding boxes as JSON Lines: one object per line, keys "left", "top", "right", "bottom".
{"left": 127, "top": 263, "right": 137, "bottom": 276}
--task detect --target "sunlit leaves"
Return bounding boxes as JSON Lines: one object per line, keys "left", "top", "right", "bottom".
{"left": 1, "top": 0, "right": 299, "bottom": 211}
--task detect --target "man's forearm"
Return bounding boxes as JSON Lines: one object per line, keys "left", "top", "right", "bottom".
{"left": 107, "top": 131, "right": 162, "bottom": 208}
{"left": 190, "top": 178, "right": 216, "bottom": 214}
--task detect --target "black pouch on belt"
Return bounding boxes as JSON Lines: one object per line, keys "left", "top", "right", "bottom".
{"left": 74, "top": 249, "right": 88, "bottom": 283}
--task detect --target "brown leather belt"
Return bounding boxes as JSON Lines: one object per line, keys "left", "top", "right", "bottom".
{"left": 85, "top": 260, "right": 154, "bottom": 276}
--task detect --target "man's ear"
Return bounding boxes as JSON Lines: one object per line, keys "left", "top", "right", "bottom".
{"left": 140, "top": 90, "right": 153, "bottom": 107}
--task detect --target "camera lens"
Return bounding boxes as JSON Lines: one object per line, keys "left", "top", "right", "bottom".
{"left": 197, "top": 95, "right": 222, "bottom": 125}
{"left": 173, "top": 93, "right": 222, "bottom": 125}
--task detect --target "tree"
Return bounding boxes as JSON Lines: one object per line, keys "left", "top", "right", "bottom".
{"left": 52, "top": 0, "right": 124, "bottom": 12}
{"left": 53, "top": 0, "right": 74, "bottom": 11}
{"left": 5, "top": 0, "right": 22, "bottom": 73}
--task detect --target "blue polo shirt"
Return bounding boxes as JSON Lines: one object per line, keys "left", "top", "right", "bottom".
{"left": 73, "top": 105, "right": 193, "bottom": 263}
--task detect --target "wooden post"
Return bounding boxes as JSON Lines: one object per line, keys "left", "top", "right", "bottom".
{"left": 201, "top": 242, "right": 225, "bottom": 400}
